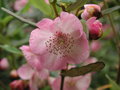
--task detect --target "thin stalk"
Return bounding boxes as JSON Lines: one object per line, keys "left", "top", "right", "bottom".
{"left": 60, "top": 72, "right": 65, "bottom": 90}
{"left": 104, "top": 0, "right": 120, "bottom": 84}
{"left": 51, "top": 0, "right": 59, "bottom": 17}
{"left": 1, "top": 7, "right": 36, "bottom": 27}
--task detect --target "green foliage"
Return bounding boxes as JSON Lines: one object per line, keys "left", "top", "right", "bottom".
{"left": 102, "top": 6, "right": 120, "bottom": 15}
{"left": 30, "top": 0, "right": 54, "bottom": 18}
{"left": 106, "top": 75, "right": 120, "bottom": 90}
{"left": 0, "top": 45, "right": 22, "bottom": 55}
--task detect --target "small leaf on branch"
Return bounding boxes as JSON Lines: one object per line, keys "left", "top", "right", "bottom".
{"left": 0, "top": 45, "right": 22, "bottom": 55}
{"left": 61, "top": 62, "right": 105, "bottom": 77}
{"left": 102, "top": 6, "right": 120, "bottom": 15}
{"left": 1, "top": 7, "right": 36, "bottom": 27}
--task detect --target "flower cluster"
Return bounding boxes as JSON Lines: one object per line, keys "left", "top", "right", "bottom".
{"left": 81, "top": 4, "right": 103, "bottom": 40}
{"left": 16, "top": 3, "right": 104, "bottom": 90}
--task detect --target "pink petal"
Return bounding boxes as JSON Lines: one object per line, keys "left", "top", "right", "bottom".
{"left": 29, "top": 74, "right": 38, "bottom": 90}
{"left": 30, "top": 28, "right": 53, "bottom": 55}
{"left": 37, "top": 69, "right": 49, "bottom": 79}
{"left": 76, "top": 74, "right": 91, "bottom": 90}
{"left": 44, "top": 0, "right": 49, "bottom": 4}
{"left": 68, "top": 33, "right": 89, "bottom": 64}
{"left": 84, "top": 4, "right": 101, "bottom": 11}
{"left": 81, "top": 9, "right": 89, "bottom": 20}
{"left": 20, "top": 45, "right": 42, "bottom": 71}
{"left": 40, "top": 52, "right": 67, "bottom": 70}
{"left": 50, "top": 74, "right": 91, "bottom": 90}
{"left": 36, "top": 19, "right": 53, "bottom": 29}
{"left": 86, "top": 17, "right": 97, "bottom": 29}
{"left": 83, "top": 57, "right": 97, "bottom": 65}
{"left": 17, "top": 64, "right": 34, "bottom": 80}
{"left": 52, "top": 12, "right": 83, "bottom": 36}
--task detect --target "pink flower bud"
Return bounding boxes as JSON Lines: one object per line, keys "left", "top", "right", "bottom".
{"left": 10, "top": 69, "right": 19, "bottom": 78}
{"left": 0, "top": 58, "right": 9, "bottom": 70}
{"left": 45, "top": 0, "right": 49, "bottom": 4}
{"left": 81, "top": 4, "right": 102, "bottom": 20}
{"left": 14, "top": 0, "right": 28, "bottom": 11}
{"left": 86, "top": 17, "right": 103, "bottom": 40}
{"left": 90, "top": 41, "right": 102, "bottom": 52}
{"left": 9, "top": 80, "right": 25, "bottom": 90}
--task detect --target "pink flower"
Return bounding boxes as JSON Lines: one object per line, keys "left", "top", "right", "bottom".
{"left": 81, "top": 4, "right": 101, "bottom": 20}
{"left": 10, "top": 69, "right": 19, "bottom": 78}
{"left": 9, "top": 80, "right": 26, "bottom": 90}
{"left": 18, "top": 46, "right": 49, "bottom": 90}
{"left": 86, "top": 17, "right": 103, "bottom": 40}
{"left": 45, "top": 0, "right": 49, "bottom": 4}
{"left": 18, "top": 64, "right": 48, "bottom": 90}
{"left": 83, "top": 57, "right": 97, "bottom": 66}
{"left": 90, "top": 41, "right": 102, "bottom": 52}
{"left": 0, "top": 58, "right": 9, "bottom": 70}
{"left": 49, "top": 74, "right": 91, "bottom": 90}
{"left": 49, "top": 57, "right": 97, "bottom": 90}
{"left": 14, "top": 0, "right": 28, "bottom": 11}
{"left": 30, "top": 12, "right": 89, "bottom": 70}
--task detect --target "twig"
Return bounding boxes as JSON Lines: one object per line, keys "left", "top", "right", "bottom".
{"left": 51, "top": 0, "right": 59, "bottom": 17}
{"left": 60, "top": 71, "right": 65, "bottom": 90}
{"left": 1, "top": 7, "right": 36, "bottom": 27}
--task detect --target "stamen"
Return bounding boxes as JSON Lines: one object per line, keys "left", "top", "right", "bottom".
{"left": 45, "top": 32, "right": 75, "bottom": 57}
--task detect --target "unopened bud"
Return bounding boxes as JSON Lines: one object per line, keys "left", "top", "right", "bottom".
{"left": 9, "top": 80, "right": 26, "bottom": 90}
{"left": 10, "top": 69, "right": 19, "bottom": 79}
{"left": 81, "top": 4, "right": 102, "bottom": 20}
{"left": 0, "top": 58, "right": 9, "bottom": 70}
{"left": 86, "top": 17, "right": 103, "bottom": 40}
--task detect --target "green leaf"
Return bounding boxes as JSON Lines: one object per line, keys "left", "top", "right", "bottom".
{"left": 67, "top": 0, "right": 88, "bottom": 11}
{"left": 102, "top": 6, "right": 120, "bottom": 15}
{"left": 30, "top": 0, "right": 54, "bottom": 18}
{"left": 61, "top": 62, "right": 105, "bottom": 77}
{"left": 106, "top": 75, "right": 120, "bottom": 90}
{"left": 0, "top": 45, "right": 22, "bottom": 55}
{"left": 0, "top": 34, "right": 9, "bottom": 44}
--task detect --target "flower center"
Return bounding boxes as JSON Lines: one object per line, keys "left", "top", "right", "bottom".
{"left": 45, "top": 32, "right": 75, "bottom": 56}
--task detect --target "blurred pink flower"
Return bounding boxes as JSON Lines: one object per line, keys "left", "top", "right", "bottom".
{"left": 86, "top": 17, "right": 103, "bottom": 40}
{"left": 30, "top": 12, "right": 89, "bottom": 70}
{"left": 83, "top": 57, "right": 97, "bottom": 65}
{"left": 0, "top": 58, "right": 9, "bottom": 70}
{"left": 49, "top": 57, "right": 97, "bottom": 90}
{"left": 81, "top": 4, "right": 101, "bottom": 20}
{"left": 10, "top": 69, "right": 19, "bottom": 78}
{"left": 10, "top": 80, "right": 26, "bottom": 90}
{"left": 49, "top": 74, "right": 91, "bottom": 90}
{"left": 14, "top": 0, "right": 28, "bottom": 11}
{"left": 18, "top": 46, "right": 49, "bottom": 90}
{"left": 90, "top": 41, "right": 102, "bottom": 52}
{"left": 45, "top": 0, "right": 49, "bottom": 4}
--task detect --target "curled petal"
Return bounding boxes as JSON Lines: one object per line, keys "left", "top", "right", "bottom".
{"left": 17, "top": 64, "right": 34, "bottom": 80}
{"left": 20, "top": 45, "right": 42, "bottom": 71}
{"left": 36, "top": 19, "right": 53, "bottom": 30}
